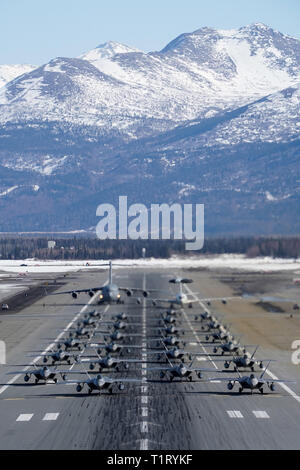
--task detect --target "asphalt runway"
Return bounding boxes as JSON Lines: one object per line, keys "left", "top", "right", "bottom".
{"left": 0, "top": 268, "right": 300, "bottom": 450}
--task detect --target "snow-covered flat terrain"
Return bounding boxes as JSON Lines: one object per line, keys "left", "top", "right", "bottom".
{"left": 0, "top": 255, "right": 299, "bottom": 274}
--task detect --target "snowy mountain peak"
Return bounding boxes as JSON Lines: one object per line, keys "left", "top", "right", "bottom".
{"left": 95, "top": 41, "right": 140, "bottom": 57}
{"left": 243, "top": 22, "right": 273, "bottom": 31}
{"left": 0, "top": 24, "right": 299, "bottom": 233}
{"left": 80, "top": 41, "right": 140, "bottom": 63}
{"left": 0, "top": 64, "right": 36, "bottom": 89}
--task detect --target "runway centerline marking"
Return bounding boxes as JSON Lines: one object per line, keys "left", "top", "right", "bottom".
{"left": 141, "top": 422, "right": 148, "bottom": 433}
{"left": 139, "top": 272, "right": 149, "bottom": 450}
{"left": 140, "top": 439, "right": 148, "bottom": 450}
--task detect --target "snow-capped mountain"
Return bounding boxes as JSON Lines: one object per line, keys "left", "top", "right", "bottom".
{"left": 0, "top": 23, "right": 299, "bottom": 234}
{"left": 80, "top": 40, "right": 140, "bottom": 61}
{"left": 0, "top": 64, "right": 36, "bottom": 89}
{"left": 1, "top": 24, "right": 299, "bottom": 136}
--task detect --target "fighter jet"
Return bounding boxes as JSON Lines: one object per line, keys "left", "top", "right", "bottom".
{"left": 79, "top": 354, "right": 142, "bottom": 372}
{"left": 201, "top": 317, "right": 225, "bottom": 332}
{"left": 7, "top": 365, "right": 67, "bottom": 384}
{"left": 50, "top": 261, "right": 156, "bottom": 304}
{"left": 154, "top": 325, "right": 207, "bottom": 337}
{"left": 86, "top": 310, "right": 103, "bottom": 319}
{"left": 213, "top": 339, "right": 245, "bottom": 356}
{"left": 205, "top": 327, "right": 233, "bottom": 343}
{"left": 195, "top": 311, "right": 213, "bottom": 322}
{"left": 59, "top": 372, "right": 143, "bottom": 395}
{"left": 103, "top": 330, "right": 143, "bottom": 342}
{"left": 161, "top": 312, "right": 181, "bottom": 325}
{"left": 77, "top": 316, "right": 100, "bottom": 328}
{"left": 147, "top": 341, "right": 207, "bottom": 363}
{"left": 53, "top": 337, "right": 86, "bottom": 352}
{"left": 224, "top": 346, "right": 270, "bottom": 372}
{"left": 30, "top": 349, "right": 79, "bottom": 365}
{"left": 213, "top": 361, "right": 295, "bottom": 394}
{"left": 86, "top": 341, "right": 143, "bottom": 356}
{"left": 148, "top": 356, "right": 216, "bottom": 382}
{"left": 93, "top": 321, "right": 130, "bottom": 335}
{"left": 151, "top": 335, "right": 184, "bottom": 348}
{"left": 69, "top": 327, "right": 93, "bottom": 339}
{"left": 103, "top": 312, "right": 143, "bottom": 321}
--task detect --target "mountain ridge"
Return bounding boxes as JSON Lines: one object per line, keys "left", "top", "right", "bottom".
{"left": 0, "top": 23, "right": 299, "bottom": 234}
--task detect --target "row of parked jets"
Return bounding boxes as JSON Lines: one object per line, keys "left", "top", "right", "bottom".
{"left": 6, "top": 264, "right": 295, "bottom": 395}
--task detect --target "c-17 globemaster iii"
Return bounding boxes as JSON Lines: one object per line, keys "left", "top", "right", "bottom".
{"left": 50, "top": 261, "right": 160, "bottom": 304}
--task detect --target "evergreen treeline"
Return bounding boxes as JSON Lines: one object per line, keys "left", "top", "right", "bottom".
{"left": 0, "top": 236, "right": 299, "bottom": 260}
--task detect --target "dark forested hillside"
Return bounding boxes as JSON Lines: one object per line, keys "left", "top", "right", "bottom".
{"left": 0, "top": 237, "right": 299, "bottom": 260}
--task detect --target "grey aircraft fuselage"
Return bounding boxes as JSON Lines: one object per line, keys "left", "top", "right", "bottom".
{"left": 227, "top": 375, "right": 274, "bottom": 394}
{"left": 25, "top": 367, "right": 58, "bottom": 384}
{"left": 98, "top": 283, "right": 123, "bottom": 304}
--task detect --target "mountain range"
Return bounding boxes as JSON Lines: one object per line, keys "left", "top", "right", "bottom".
{"left": 0, "top": 23, "right": 299, "bottom": 235}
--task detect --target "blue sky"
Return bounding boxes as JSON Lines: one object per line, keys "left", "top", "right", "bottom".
{"left": 0, "top": 0, "right": 299, "bottom": 65}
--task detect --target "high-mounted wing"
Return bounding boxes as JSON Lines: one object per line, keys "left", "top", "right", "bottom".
{"left": 50, "top": 287, "right": 102, "bottom": 296}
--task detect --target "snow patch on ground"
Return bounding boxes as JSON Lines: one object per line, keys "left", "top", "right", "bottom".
{"left": 0, "top": 255, "right": 299, "bottom": 274}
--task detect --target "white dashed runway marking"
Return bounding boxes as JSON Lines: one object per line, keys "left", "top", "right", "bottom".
{"left": 141, "top": 422, "right": 148, "bottom": 433}
{"left": 43, "top": 413, "right": 59, "bottom": 421}
{"left": 140, "top": 439, "right": 148, "bottom": 450}
{"left": 16, "top": 414, "right": 33, "bottom": 422}
{"left": 227, "top": 410, "right": 244, "bottom": 418}
{"left": 253, "top": 411, "right": 270, "bottom": 419}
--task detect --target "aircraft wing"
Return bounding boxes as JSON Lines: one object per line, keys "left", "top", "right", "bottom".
{"left": 27, "top": 352, "right": 55, "bottom": 357}
{"left": 145, "top": 350, "right": 167, "bottom": 355}
{"left": 262, "top": 378, "right": 297, "bottom": 384}
{"left": 7, "top": 369, "right": 38, "bottom": 375}
{"left": 187, "top": 296, "right": 241, "bottom": 302}
{"left": 50, "top": 287, "right": 103, "bottom": 296}
{"left": 151, "top": 298, "right": 175, "bottom": 304}
{"left": 104, "top": 377, "right": 144, "bottom": 384}
{"left": 56, "top": 379, "right": 88, "bottom": 386}
{"left": 119, "top": 287, "right": 164, "bottom": 294}
{"left": 118, "top": 359, "right": 144, "bottom": 363}
{"left": 79, "top": 358, "right": 101, "bottom": 363}
{"left": 209, "top": 377, "right": 241, "bottom": 382}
